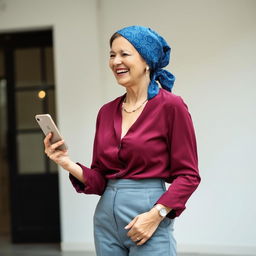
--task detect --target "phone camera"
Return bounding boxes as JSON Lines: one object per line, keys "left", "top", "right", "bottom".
{"left": 36, "top": 118, "right": 40, "bottom": 121}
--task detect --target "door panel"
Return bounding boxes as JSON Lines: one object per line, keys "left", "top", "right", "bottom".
{"left": 14, "top": 175, "right": 60, "bottom": 242}
{"left": 17, "top": 133, "right": 45, "bottom": 175}
{"left": 15, "top": 48, "right": 42, "bottom": 88}
{"left": 16, "top": 90, "right": 43, "bottom": 129}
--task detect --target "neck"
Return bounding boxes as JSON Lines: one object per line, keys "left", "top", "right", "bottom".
{"left": 125, "top": 80, "right": 149, "bottom": 105}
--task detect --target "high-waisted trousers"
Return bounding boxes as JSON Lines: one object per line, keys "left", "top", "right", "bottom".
{"left": 93, "top": 179, "right": 177, "bottom": 256}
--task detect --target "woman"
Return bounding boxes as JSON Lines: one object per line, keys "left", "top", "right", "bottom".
{"left": 44, "top": 25, "right": 200, "bottom": 255}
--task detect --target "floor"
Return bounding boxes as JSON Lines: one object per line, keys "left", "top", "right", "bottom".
{"left": 0, "top": 236, "right": 241, "bottom": 256}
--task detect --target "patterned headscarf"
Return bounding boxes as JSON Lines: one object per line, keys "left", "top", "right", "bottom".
{"left": 117, "top": 25, "right": 175, "bottom": 99}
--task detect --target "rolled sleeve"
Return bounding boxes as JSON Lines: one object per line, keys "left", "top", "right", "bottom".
{"left": 69, "top": 163, "right": 106, "bottom": 195}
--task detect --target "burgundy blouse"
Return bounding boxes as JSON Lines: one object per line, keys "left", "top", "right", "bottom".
{"left": 69, "top": 89, "right": 200, "bottom": 218}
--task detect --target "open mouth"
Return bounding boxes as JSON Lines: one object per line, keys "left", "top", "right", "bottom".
{"left": 115, "top": 68, "right": 129, "bottom": 75}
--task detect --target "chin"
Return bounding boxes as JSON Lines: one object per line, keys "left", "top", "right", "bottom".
{"left": 116, "top": 79, "right": 131, "bottom": 88}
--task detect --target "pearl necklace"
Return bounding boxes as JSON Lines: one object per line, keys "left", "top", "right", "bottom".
{"left": 122, "top": 97, "right": 148, "bottom": 113}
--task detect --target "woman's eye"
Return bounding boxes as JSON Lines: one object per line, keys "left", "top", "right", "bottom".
{"left": 109, "top": 53, "right": 130, "bottom": 58}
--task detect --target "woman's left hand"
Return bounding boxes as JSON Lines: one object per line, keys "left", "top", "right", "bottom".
{"left": 125, "top": 207, "right": 163, "bottom": 246}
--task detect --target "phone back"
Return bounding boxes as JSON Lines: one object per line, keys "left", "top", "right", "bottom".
{"left": 35, "top": 114, "right": 68, "bottom": 150}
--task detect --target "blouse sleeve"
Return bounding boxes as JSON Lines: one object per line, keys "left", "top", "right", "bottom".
{"left": 156, "top": 96, "right": 201, "bottom": 218}
{"left": 69, "top": 108, "right": 107, "bottom": 195}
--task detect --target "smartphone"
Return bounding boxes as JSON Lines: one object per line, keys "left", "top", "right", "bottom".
{"left": 35, "top": 114, "right": 68, "bottom": 151}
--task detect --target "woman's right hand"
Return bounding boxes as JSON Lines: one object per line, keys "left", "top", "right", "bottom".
{"left": 44, "top": 133, "right": 71, "bottom": 170}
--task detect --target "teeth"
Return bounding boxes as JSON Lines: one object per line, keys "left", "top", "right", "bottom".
{"left": 116, "top": 70, "right": 128, "bottom": 74}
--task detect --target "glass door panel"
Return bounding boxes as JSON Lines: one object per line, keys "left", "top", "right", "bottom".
{"left": 14, "top": 45, "right": 57, "bottom": 175}
{"left": 16, "top": 91, "right": 43, "bottom": 130}
{"left": 17, "top": 133, "right": 45, "bottom": 174}
{"left": 15, "top": 48, "right": 43, "bottom": 87}
{"left": 50, "top": 161, "right": 58, "bottom": 173}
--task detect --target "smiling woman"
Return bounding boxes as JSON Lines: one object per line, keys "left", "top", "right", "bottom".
{"left": 43, "top": 25, "right": 200, "bottom": 256}
{"left": 109, "top": 36, "right": 150, "bottom": 91}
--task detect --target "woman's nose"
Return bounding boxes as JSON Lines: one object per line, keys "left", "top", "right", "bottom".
{"left": 112, "top": 56, "right": 122, "bottom": 65}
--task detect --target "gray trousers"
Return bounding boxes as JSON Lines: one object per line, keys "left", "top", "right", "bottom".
{"left": 93, "top": 179, "right": 177, "bottom": 256}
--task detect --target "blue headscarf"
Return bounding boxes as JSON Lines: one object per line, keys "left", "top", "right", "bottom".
{"left": 117, "top": 25, "right": 175, "bottom": 99}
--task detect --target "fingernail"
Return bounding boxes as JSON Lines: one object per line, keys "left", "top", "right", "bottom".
{"left": 124, "top": 226, "right": 128, "bottom": 229}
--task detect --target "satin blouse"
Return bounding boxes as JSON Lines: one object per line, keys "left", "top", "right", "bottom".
{"left": 69, "top": 89, "right": 201, "bottom": 218}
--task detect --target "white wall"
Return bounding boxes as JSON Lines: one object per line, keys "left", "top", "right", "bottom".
{"left": 99, "top": 0, "right": 256, "bottom": 254}
{"left": 1, "top": 0, "right": 256, "bottom": 255}
{"left": 0, "top": 0, "right": 102, "bottom": 251}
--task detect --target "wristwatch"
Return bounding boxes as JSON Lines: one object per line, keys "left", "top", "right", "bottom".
{"left": 155, "top": 205, "right": 168, "bottom": 218}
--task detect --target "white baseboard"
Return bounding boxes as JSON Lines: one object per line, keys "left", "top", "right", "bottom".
{"left": 177, "top": 244, "right": 256, "bottom": 255}
{"left": 61, "top": 242, "right": 256, "bottom": 255}
{"left": 61, "top": 242, "right": 95, "bottom": 252}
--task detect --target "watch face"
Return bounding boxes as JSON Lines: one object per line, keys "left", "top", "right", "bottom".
{"left": 159, "top": 208, "right": 167, "bottom": 217}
